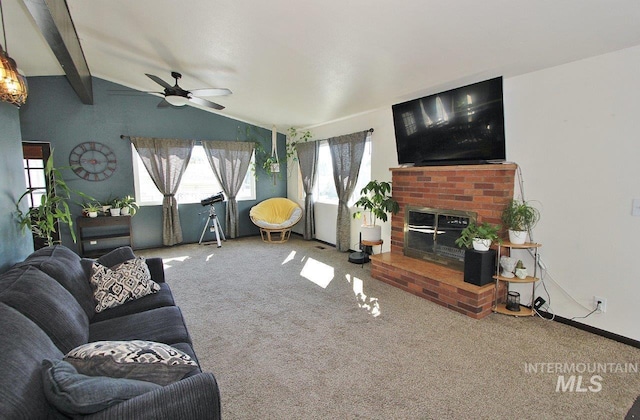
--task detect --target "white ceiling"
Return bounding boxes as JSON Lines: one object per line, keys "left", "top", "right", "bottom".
{"left": 4, "top": 0, "right": 640, "bottom": 130}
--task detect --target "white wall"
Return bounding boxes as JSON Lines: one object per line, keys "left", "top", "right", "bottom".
{"left": 505, "top": 45, "right": 640, "bottom": 341}
{"left": 288, "top": 44, "right": 640, "bottom": 342}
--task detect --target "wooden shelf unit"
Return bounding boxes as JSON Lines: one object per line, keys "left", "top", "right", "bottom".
{"left": 76, "top": 215, "right": 132, "bottom": 257}
{"left": 492, "top": 241, "right": 541, "bottom": 317}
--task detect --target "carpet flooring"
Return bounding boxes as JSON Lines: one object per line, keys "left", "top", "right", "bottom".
{"left": 139, "top": 235, "right": 640, "bottom": 419}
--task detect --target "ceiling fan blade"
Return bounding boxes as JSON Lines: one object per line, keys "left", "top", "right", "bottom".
{"left": 189, "top": 88, "right": 232, "bottom": 97}
{"left": 188, "top": 96, "right": 225, "bottom": 110}
{"left": 146, "top": 74, "right": 173, "bottom": 89}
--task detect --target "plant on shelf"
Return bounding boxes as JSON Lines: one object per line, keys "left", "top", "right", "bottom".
{"left": 109, "top": 197, "right": 122, "bottom": 216}
{"left": 16, "top": 151, "right": 93, "bottom": 247}
{"left": 352, "top": 180, "right": 400, "bottom": 242}
{"left": 501, "top": 199, "right": 540, "bottom": 244}
{"left": 81, "top": 201, "right": 102, "bottom": 218}
{"left": 119, "top": 195, "right": 139, "bottom": 216}
{"left": 455, "top": 221, "right": 501, "bottom": 251}
{"left": 514, "top": 259, "right": 528, "bottom": 279}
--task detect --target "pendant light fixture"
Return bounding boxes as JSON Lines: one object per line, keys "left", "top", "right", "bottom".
{"left": 0, "top": 0, "right": 28, "bottom": 107}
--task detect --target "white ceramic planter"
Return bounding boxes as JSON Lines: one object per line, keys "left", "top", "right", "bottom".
{"left": 508, "top": 230, "right": 527, "bottom": 244}
{"left": 361, "top": 225, "right": 382, "bottom": 242}
{"left": 120, "top": 207, "right": 130, "bottom": 216}
{"left": 88, "top": 211, "right": 98, "bottom": 218}
{"left": 109, "top": 207, "right": 121, "bottom": 216}
{"left": 472, "top": 238, "right": 491, "bottom": 251}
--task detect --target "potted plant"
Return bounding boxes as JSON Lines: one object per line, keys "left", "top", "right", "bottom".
{"left": 119, "top": 195, "right": 139, "bottom": 216}
{"left": 455, "top": 221, "right": 501, "bottom": 251}
{"left": 109, "top": 197, "right": 122, "bottom": 216}
{"left": 352, "top": 180, "right": 400, "bottom": 242}
{"left": 16, "top": 151, "right": 93, "bottom": 247}
{"left": 82, "top": 202, "right": 101, "bottom": 218}
{"left": 514, "top": 260, "right": 528, "bottom": 279}
{"left": 501, "top": 199, "right": 540, "bottom": 244}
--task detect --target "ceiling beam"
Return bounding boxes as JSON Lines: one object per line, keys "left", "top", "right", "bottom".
{"left": 22, "top": 0, "right": 93, "bottom": 104}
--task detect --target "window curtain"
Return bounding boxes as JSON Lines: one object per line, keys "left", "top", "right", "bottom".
{"left": 295, "top": 141, "right": 319, "bottom": 240}
{"left": 328, "top": 130, "right": 368, "bottom": 251}
{"left": 130, "top": 137, "right": 195, "bottom": 246}
{"left": 202, "top": 140, "right": 255, "bottom": 238}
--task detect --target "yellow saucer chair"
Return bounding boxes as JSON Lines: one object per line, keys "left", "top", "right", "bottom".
{"left": 250, "top": 197, "right": 303, "bottom": 243}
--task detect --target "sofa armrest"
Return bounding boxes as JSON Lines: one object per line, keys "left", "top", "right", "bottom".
{"left": 145, "top": 258, "right": 165, "bottom": 283}
{"left": 83, "top": 372, "right": 221, "bottom": 420}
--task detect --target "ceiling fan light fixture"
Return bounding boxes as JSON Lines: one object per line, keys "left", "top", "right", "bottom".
{"left": 164, "top": 94, "right": 189, "bottom": 106}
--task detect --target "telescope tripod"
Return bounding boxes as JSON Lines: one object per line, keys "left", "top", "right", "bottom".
{"left": 198, "top": 205, "right": 226, "bottom": 247}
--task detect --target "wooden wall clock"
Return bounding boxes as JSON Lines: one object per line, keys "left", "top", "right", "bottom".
{"left": 69, "top": 142, "right": 117, "bottom": 181}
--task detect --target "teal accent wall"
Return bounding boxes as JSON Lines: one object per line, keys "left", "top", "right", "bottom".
{"left": 0, "top": 102, "right": 34, "bottom": 273}
{"left": 19, "top": 76, "right": 287, "bottom": 250}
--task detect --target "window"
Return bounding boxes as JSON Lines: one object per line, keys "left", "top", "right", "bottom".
{"left": 22, "top": 142, "right": 51, "bottom": 208}
{"left": 133, "top": 144, "right": 256, "bottom": 206}
{"left": 314, "top": 138, "right": 371, "bottom": 205}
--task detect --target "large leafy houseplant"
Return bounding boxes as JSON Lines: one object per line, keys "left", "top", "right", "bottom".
{"left": 16, "top": 152, "right": 92, "bottom": 247}
{"left": 352, "top": 180, "right": 400, "bottom": 226}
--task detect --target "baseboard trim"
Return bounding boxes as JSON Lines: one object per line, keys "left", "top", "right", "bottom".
{"left": 535, "top": 308, "right": 640, "bottom": 349}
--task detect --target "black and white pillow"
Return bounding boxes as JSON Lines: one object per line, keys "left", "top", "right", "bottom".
{"left": 90, "top": 257, "right": 160, "bottom": 313}
{"left": 64, "top": 340, "right": 198, "bottom": 386}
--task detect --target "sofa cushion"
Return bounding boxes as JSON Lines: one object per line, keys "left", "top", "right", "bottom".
{"left": 80, "top": 246, "right": 137, "bottom": 279}
{"left": 0, "top": 303, "right": 63, "bottom": 418}
{"left": 89, "top": 305, "right": 192, "bottom": 345}
{"left": 91, "top": 282, "right": 175, "bottom": 323}
{"left": 19, "top": 245, "right": 95, "bottom": 319}
{"left": 90, "top": 257, "right": 160, "bottom": 313}
{"left": 96, "top": 246, "right": 137, "bottom": 268}
{"left": 64, "top": 340, "right": 198, "bottom": 386}
{"left": 88, "top": 306, "right": 191, "bottom": 344}
{"left": 42, "top": 359, "right": 161, "bottom": 415}
{"left": 0, "top": 266, "right": 89, "bottom": 353}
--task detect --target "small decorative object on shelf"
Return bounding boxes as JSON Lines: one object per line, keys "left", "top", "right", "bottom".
{"left": 492, "top": 241, "right": 542, "bottom": 317}
{"left": 514, "top": 260, "right": 528, "bottom": 279}
{"left": 499, "top": 256, "right": 517, "bottom": 278}
{"left": 506, "top": 291, "right": 521, "bottom": 311}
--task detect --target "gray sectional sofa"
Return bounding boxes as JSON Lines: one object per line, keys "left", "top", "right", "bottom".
{"left": 0, "top": 245, "right": 221, "bottom": 419}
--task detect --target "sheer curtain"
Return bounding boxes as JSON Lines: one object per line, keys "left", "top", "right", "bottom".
{"left": 295, "top": 141, "right": 319, "bottom": 240}
{"left": 202, "top": 140, "right": 255, "bottom": 238}
{"left": 328, "top": 130, "right": 368, "bottom": 251}
{"left": 130, "top": 137, "right": 195, "bottom": 246}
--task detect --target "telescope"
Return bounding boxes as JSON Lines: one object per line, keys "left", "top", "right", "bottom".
{"left": 200, "top": 192, "right": 225, "bottom": 206}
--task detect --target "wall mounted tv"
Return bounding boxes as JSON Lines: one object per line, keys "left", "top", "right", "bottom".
{"left": 392, "top": 77, "right": 505, "bottom": 166}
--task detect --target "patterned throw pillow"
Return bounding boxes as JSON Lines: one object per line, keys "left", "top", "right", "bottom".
{"left": 64, "top": 340, "right": 199, "bottom": 386}
{"left": 90, "top": 257, "right": 160, "bottom": 313}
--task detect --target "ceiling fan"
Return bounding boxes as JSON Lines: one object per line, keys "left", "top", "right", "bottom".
{"left": 145, "top": 71, "right": 231, "bottom": 110}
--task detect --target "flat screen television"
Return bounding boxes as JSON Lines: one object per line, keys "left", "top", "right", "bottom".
{"left": 392, "top": 77, "right": 506, "bottom": 166}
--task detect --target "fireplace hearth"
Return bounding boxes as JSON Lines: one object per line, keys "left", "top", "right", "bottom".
{"left": 370, "top": 164, "right": 517, "bottom": 319}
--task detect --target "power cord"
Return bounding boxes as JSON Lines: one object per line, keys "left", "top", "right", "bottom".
{"left": 571, "top": 301, "right": 602, "bottom": 320}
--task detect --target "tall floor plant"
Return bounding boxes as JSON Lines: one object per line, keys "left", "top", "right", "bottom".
{"left": 16, "top": 151, "right": 92, "bottom": 247}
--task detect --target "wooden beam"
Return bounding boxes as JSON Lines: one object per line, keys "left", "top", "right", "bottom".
{"left": 22, "top": 0, "right": 93, "bottom": 104}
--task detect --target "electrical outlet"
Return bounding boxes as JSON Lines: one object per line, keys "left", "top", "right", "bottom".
{"left": 594, "top": 296, "right": 607, "bottom": 313}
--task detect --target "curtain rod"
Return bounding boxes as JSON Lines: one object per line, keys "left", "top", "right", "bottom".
{"left": 121, "top": 129, "right": 373, "bottom": 140}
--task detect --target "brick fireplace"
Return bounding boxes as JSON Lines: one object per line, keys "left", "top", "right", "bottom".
{"left": 370, "top": 164, "right": 516, "bottom": 319}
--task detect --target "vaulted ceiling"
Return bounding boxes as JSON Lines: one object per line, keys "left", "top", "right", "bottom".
{"left": 5, "top": 0, "right": 640, "bottom": 129}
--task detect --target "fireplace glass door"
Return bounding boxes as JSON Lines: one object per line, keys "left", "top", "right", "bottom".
{"left": 404, "top": 207, "right": 476, "bottom": 269}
